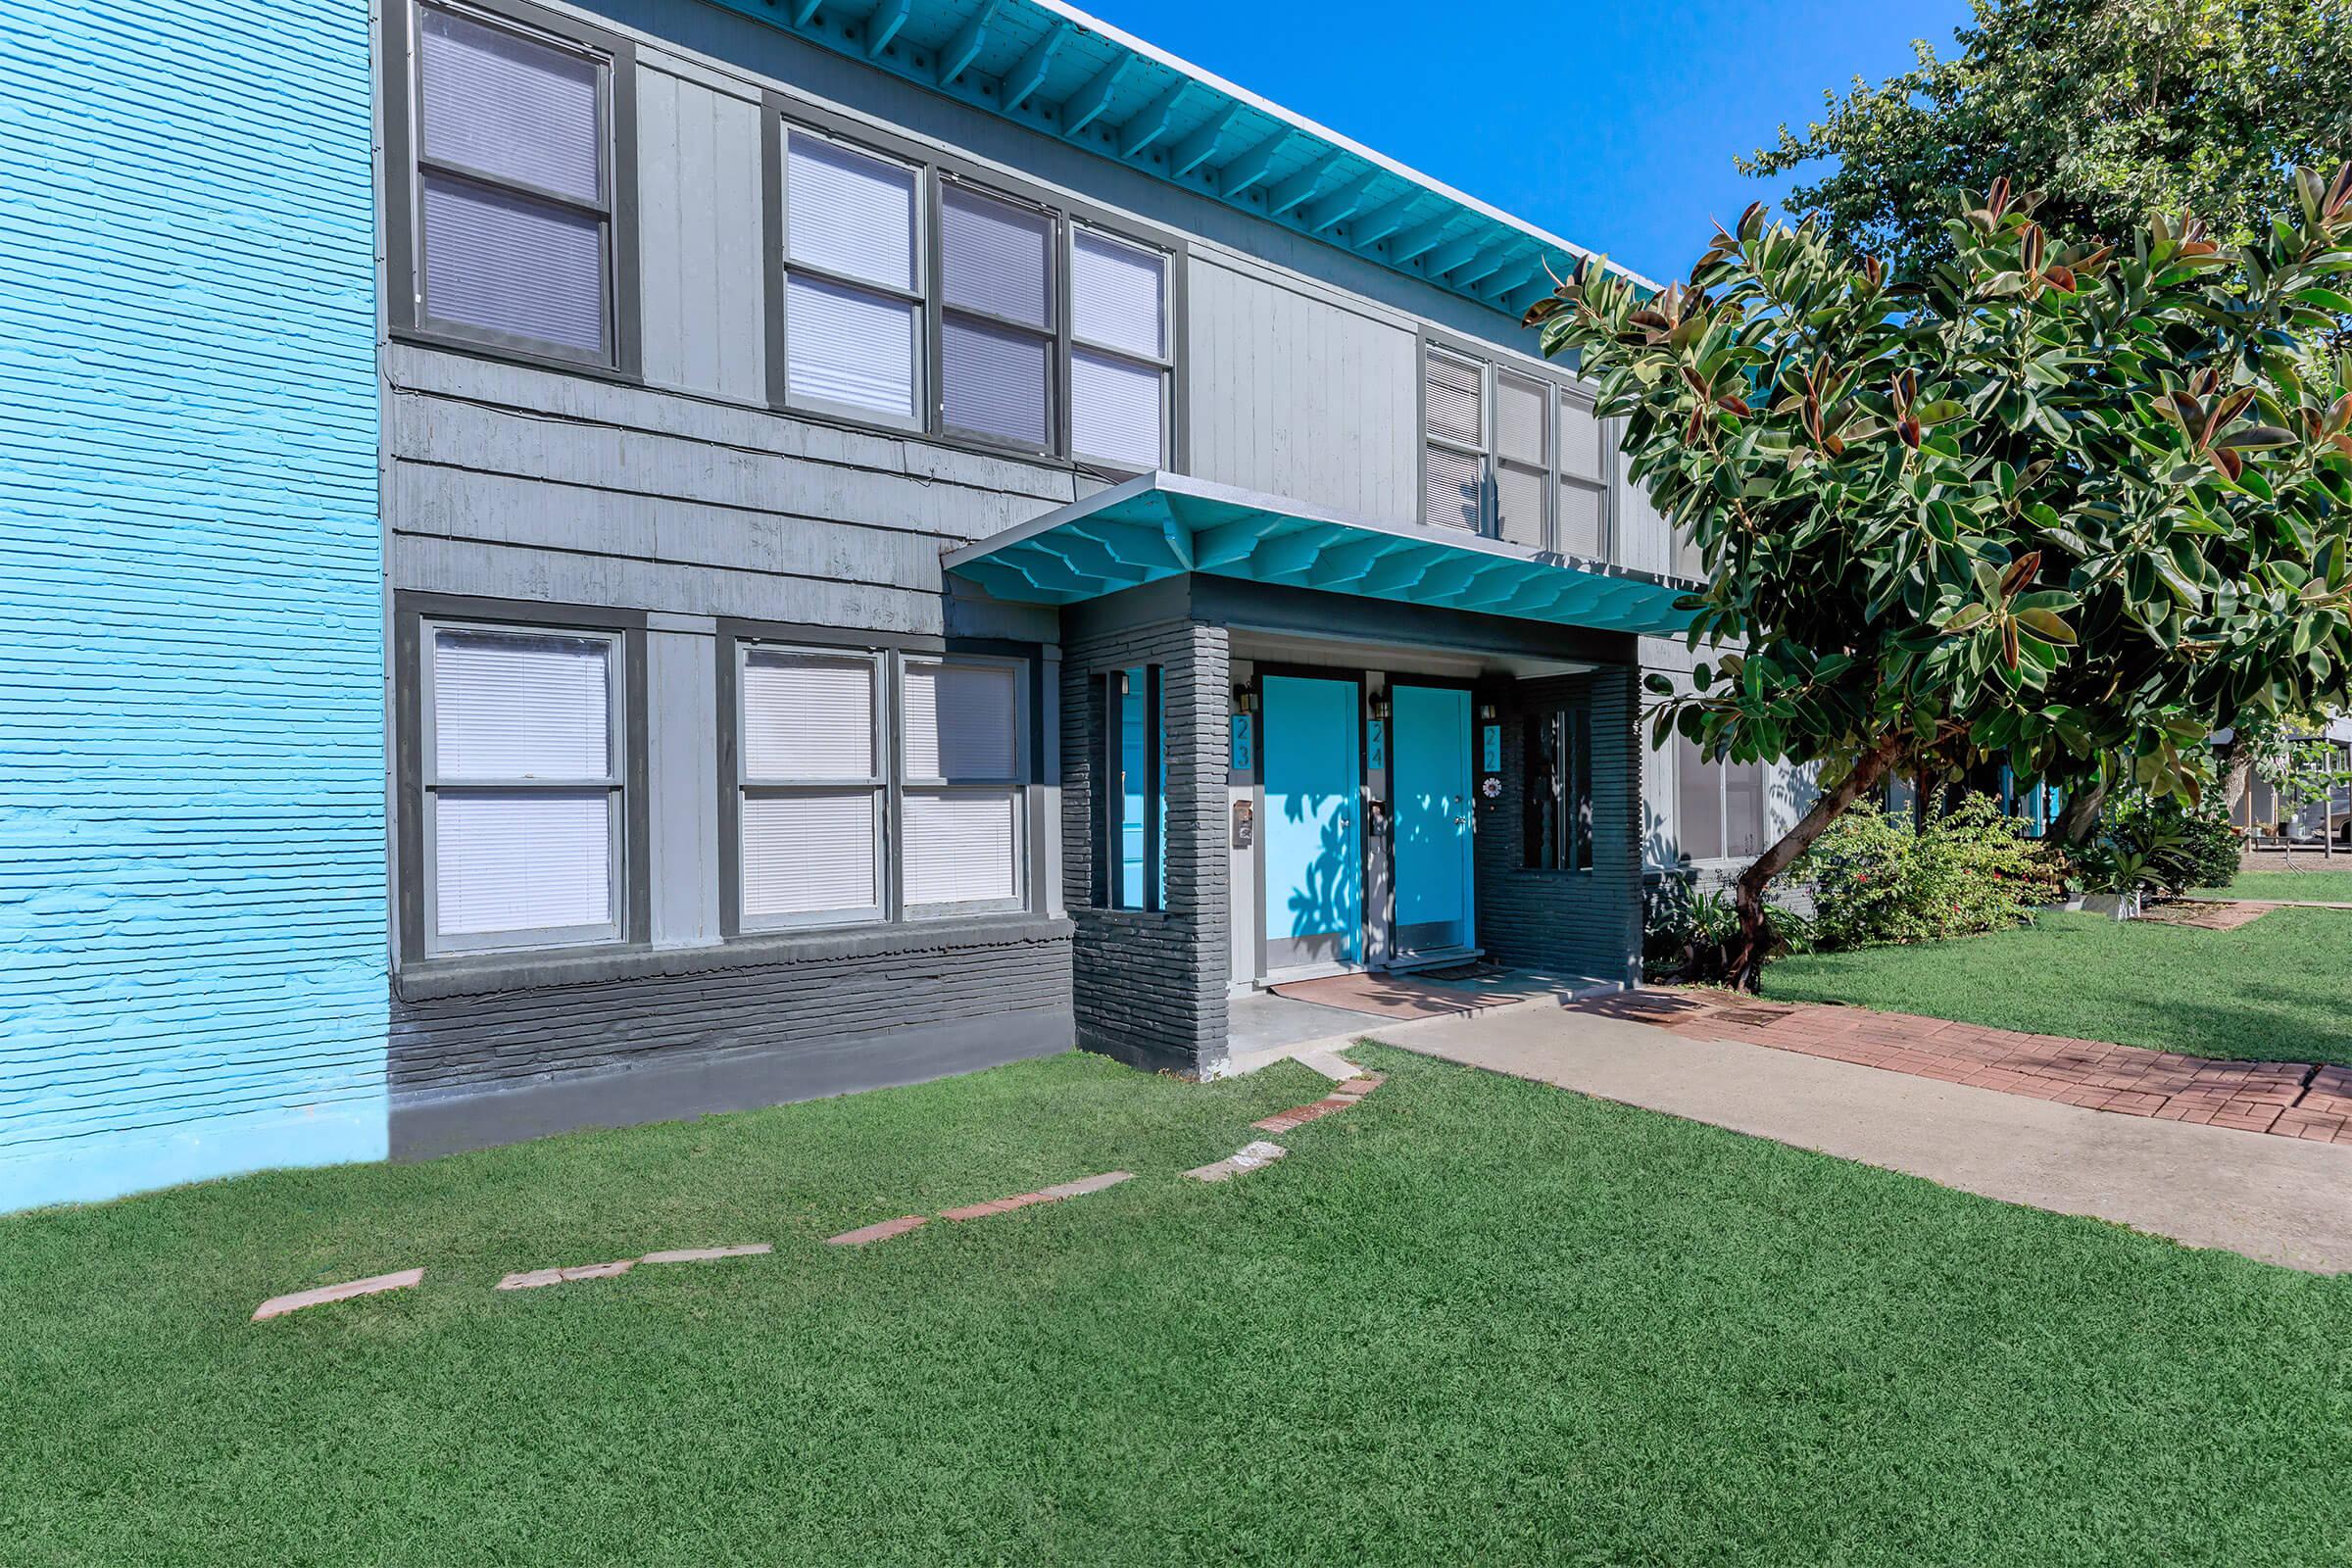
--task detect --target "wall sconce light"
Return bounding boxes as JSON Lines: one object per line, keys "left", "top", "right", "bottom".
{"left": 1368, "top": 695, "right": 1393, "bottom": 722}
{"left": 1232, "top": 685, "right": 1257, "bottom": 714}
{"left": 1478, "top": 702, "right": 1498, "bottom": 722}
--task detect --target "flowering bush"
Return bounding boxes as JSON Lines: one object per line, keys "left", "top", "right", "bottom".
{"left": 1791, "top": 794, "right": 2060, "bottom": 950}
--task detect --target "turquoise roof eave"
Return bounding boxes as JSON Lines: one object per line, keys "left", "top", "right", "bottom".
{"left": 703, "top": 0, "right": 1656, "bottom": 321}
{"left": 943, "top": 473, "right": 1698, "bottom": 637}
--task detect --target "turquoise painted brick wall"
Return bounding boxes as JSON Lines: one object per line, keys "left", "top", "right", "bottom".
{"left": 0, "top": 1, "right": 387, "bottom": 1207}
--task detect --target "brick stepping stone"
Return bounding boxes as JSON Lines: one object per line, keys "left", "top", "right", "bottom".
{"left": 639, "top": 1245, "right": 772, "bottom": 1264}
{"left": 497, "top": 1259, "right": 636, "bottom": 1291}
{"left": 825, "top": 1215, "right": 928, "bottom": 1247}
{"left": 1183, "top": 1141, "right": 1288, "bottom": 1183}
{"left": 253, "top": 1267, "right": 423, "bottom": 1322}
{"left": 1252, "top": 1071, "right": 1386, "bottom": 1134}
{"left": 942, "top": 1169, "right": 1134, "bottom": 1221}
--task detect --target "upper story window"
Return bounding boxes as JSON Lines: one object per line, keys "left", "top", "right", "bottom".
{"left": 764, "top": 107, "right": 1177, "bottom": 472}
{"left": 391, "top": 0, "right": 636, "bottom": 370}
{"left": 421, "top": 623, "right": 625, "bottom": 953}
{"left": 1421, "top": 341, "right": 1611, "bottom": 560}
{"left": 781, "top": 130, "right": 924, "bottom": 427}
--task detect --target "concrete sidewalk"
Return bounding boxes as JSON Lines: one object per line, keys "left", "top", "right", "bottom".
{"left": 1363, "top": 1003, "right": 2352, "bottom": 1274}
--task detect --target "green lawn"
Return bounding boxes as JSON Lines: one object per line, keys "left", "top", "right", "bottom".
{"left": 2200, "top": 868, "right": 2352, "bottom": 903}
{"left": 1766, "top": 908, "right": 2352, "bottom": 1065}
{"left": 5, "top": 1048, "right": 2351, "bottom": 1565}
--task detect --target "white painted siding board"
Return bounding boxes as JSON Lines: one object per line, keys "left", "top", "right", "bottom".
{"left": 646, "top": 629, "right": 722, "bottom": 947}
{"left": 636, "top": 65, "right": 765, "bottom": 403}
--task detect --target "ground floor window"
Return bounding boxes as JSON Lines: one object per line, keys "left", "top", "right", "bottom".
{"left": 1674, "top": 732, "right": 1766, "bottom": 860}
{"left": 421, "top": 622, "right": 624, "bottom": 953}
{"left": 1102, "top": 664, "right": 1163, "bottom": 909}
{"left": 734, "top": 643, "right": 1028, "bottom": 930}
{"left": 1523, "top": 702, "right": 1592, "bottom": 871}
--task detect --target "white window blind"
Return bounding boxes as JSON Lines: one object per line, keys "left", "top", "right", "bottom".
{"left": 902, "top": 661, "right": 1017, "bottom": 780}
{"left": 942, "top": 187, "right": 1052, "bottom": 325}
{"left": 413, "top": 4, "right": 610, "bottom": 358}
{"left": 942, "top": 316, "right": 1050, "bottom": 449}
{"left": 1071, "top": 230, "right": 1164, "bottom": 358}
{"left": 742, "top": 792, "right": 879, "bottom": 917}
{"left": 1675, "top": 733, "right": 1725, "bottom": 861}
{"left": 1558, "top": 476, "right": 1607, "bottom": 558}
{"left": 783, "top": 132, "right": 921, "bottom": 420}
{"left": 901, "top": 659, "right": 1022, "bottom": 910}
{"left": 436, "top": 790, "right": 612, "bottom": 935}
{"left": 738, "top": 648, "right": 883, "bottom": 926}
{"left": 425, "top": 626, "right": 619, "bottom": 948}
{"left": 418, "top": 8, "right": 602, "bottom": 202}
{"left": 903, "top": 793, "right": 1019, "bottom": 906}
{"left": 742, "top": 652, "right": 874, "bottom": 778}
{"left": 1424, "top": 350, "right": 1484, "bottom": 447}
{"left": 1424, "top": 443, "right": 1483, "bottom": 532}
{"left": 786, "top": 134, "right": 915, "bottom": 291}
{"left": 1495, "top": 373, "right": 1547, "bottom": 466}
{"left": 1495, "top": 464, "right": 1546, "bottom": 548}
{"left": 1071, "top": 351, "right": 1163, "bottom": 470}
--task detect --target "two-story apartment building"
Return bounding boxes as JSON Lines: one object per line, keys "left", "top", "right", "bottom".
{"left": 4, "top": 0, "right": 1802, "bottom": 1209}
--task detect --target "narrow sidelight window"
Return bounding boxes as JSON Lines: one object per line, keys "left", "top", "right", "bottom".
{"left": 736, "top": 648, "right": 885, "bottom": 928}
{"left": 1423, "top": 346, "right": 1487, "bottom": 531}
{"left": 940, "top": 184, "right": 1056, "bottom": 451}
{"left": 900, "top": 658, "right": 1026, "bottom": 912}
{"left": 1523, "top": 703, "right": 1592, "bottom": 871}
{"left": 409, "top": 1, "right": 618, "bottom": 362}
{"left": 780, "top": 129, "right": 923, "bottom": 423}
{"left": 1104, "top": 666, "right": 1164, "bottom": 910}
{"left": 423, "top": 625, "right": 622, "bottom": 951}
{"left": 1069, "top": 227, "right": 1171, "bottom": 471}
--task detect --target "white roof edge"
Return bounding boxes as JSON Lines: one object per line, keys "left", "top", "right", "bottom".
{"left": 1027, "top": 0, "right": 1664, "bottom": 295}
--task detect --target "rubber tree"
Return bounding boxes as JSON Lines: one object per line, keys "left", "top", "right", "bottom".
{"left": 1527, "top": 168, "right": 2352, "bottom": 989}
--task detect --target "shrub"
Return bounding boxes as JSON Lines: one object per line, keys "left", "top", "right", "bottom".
{"left": 2094, "top": 795, "right": 2244, "bottom": 895}
{"left": 1645, "top": 878, "right": 1817, "bottom": 981}
{"left": 1791, "top": 794, "right": 2058, "bottom": 950}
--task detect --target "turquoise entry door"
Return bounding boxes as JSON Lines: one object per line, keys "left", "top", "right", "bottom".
{"left": 1261, "top": 675, "right": 1362, "bottom": 969}
{"left": 1391, "top": 684, "right": 1474, "bottom": 954}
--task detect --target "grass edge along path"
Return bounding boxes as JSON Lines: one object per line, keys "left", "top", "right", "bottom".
{"left": 1764, "top": 907, "right": 2352, "bottom": 1067}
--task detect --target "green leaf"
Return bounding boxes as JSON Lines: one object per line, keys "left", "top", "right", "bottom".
{"left": 2015, "top": 607, "right": 2077, "bottom": 644}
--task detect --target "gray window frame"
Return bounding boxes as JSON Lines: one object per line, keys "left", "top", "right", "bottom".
{"left": 1417, "top": 330, "right": 1612, "bottom": 561}
{"left": 730, "top": 641, "right": 892, "bottom": 935}
{"left": 765, "top": 122, "right": 931, "bottom": 436}
{"left": 896, "top": 652, "right": 1032, "bottom": 920}
{"left": 760, "top": 95, "right": 1187, "bottom": 478}
{"left": 1065, "top": 222, "right": 1177, "bottom": 473}
{"left": 395, "top": 606, "right": 654, "bottom": 963}
{"left": 382, "top": 0, "right": 643, "bottom": 378}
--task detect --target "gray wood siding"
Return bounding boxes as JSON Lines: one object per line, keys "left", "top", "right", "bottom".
{"left": 1184, "top": 254, "right": 1420, "bottom": 525}
{"left": 636, "top": 52, "right": 765, "bottom": 405}
{"left": 385, "top": 344, "right": 1077, "bottom": 632}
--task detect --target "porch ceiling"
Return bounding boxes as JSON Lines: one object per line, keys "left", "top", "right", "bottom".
{"left": 942, "top": 473, "right": 1697, "bottom": 636}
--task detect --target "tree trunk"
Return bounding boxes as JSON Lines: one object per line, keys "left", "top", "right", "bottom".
{"left": 2055, "top": 776, "right": 2107, "bottom": 847}
{"left": 1723, "top": 739, "right": 1906, "bottom": 993}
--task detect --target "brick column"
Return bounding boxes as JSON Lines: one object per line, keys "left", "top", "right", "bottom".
{"left": 1060, "top": 617, "right": 1231, "bottom": 1076}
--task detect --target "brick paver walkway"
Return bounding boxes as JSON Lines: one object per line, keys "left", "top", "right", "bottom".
{"left": 1583, "top": 990, "right": 2352, "bottom": 1146}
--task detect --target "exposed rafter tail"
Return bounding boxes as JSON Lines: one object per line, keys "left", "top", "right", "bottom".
{"left": 1216, "top": 128, "right": 1292, "bottom": 198}
{"left": 863, "top": 0, "right": 909, "bottom": 58}
{"left": 1267, "top": 150, "right": 1343, "bottom": 217}
{"left": 1000, "top": 21, "right": 1068, "bottom": 110}
{"left": 1061, "top": 55, "right": 1133, "bottom": 137}
{"left": 1301, "top": 170, "right": 1379, "bottom": 232}
{"left": 1390, "top": 214, "right": 1453, "bottom": 265}
{"left": 1168, "top": 105, "right": 1243, "bottom": 178}
{"left": 935, "top": 0, "right": 999, "bottom": 85}
{"left": 1118, "top": 78, "right": 1189, "bottom": 160}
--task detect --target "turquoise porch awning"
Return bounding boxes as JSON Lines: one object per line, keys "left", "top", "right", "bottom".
{"left": 942, "top": 473, "right": 1696, "bottom": 636}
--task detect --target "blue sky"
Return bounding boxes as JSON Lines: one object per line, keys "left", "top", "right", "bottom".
{"left": 1076, "top": 0, "right": 1977, "bottom": 285}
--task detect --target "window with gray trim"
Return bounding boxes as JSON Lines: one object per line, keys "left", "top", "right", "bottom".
{"left": 763, "top": 106, "right": 1175, "bottom": 472}
{"left": 1421, "top": 342, "right": 1612, "bottom": 559}
{"left": 729, "top": 642, "right": 1030, "bottom": 931}
{"left": 390, "top": 0, "right": 633, "bottom": 368}
{"left": 1673, "top": 732, "right": 1766, "bottom": 861}
{"left": 420, "top": 622, "right": 625, "bottom": 953}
